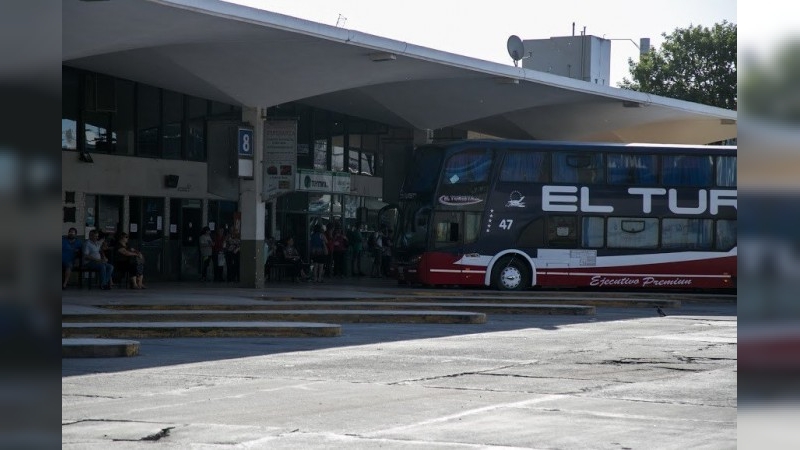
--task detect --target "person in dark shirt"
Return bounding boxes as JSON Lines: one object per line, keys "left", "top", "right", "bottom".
{"left": 62, "top": 227, "right": 82, "bottom": 289}
{"left": 283, "top": 236, "right": 310, "bottom": 281}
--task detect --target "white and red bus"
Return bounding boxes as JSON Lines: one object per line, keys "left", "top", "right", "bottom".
{"left": 391, "top": 140, "right": 736, "bottom": 290}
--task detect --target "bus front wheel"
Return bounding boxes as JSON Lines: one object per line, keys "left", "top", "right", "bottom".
{"left": 492, "top": 256, "right": 530, "bottom": 291}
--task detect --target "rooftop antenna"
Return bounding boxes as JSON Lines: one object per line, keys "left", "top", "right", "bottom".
{"left": 507, "top": 35, "right": 529, "bottom": 67}
{"left": 335, "top": 14, "right": 347, "bottom": 27}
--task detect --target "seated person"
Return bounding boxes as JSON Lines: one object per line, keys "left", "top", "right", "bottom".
{"left": 114, "top": 232, "right": 146, "bottom": 289}
{"left": 62, "top": 227, "right": 82, "bottom": 289}
{"left": 282, "top": 236, "right": 309, "bottom": 281}
{"left": 83, "top": 229, "right": 115, "bottom": 290}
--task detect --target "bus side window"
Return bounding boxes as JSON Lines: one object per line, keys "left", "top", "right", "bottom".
{"left": 547, "top": 216, "right": 578, "bottom": 248}
{"left": 500, "top": 151, "right": 549, "bottom": 182}
{"left": 716, "top": 220, "right": 737, "bottom": 250}
{"left": 552, "top": 152, "right": 605, "bottom": 184}
{"left": 662, "top": 155, "right": 713, "bottom": 186}
{"left": 716, "top": 156, "right": 736, "bottom": 187}
{"left": 607, "top": 217, "right": 659, "bottom": 248}
{"left": 449, "top": 223, "right": 460, "bottom": 242}
{"left": 607, "top": 153, "right": 658, "bottom": 185}
{"left": 434, "top": 211, "right": 461, "bottom": 248}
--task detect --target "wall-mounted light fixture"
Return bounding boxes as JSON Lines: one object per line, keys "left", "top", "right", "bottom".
{"left": 369, "top": 52, "right": 396, "bottom": 62}
{"left": 164, "top": 174, "right": 180, "bottom": 188}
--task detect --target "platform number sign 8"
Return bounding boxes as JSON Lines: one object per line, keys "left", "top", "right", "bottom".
{"left": 499, "top": 219, "right": 513, "bottom": 230}
{"left": 238, "top": 128, "right": 254, "bottom": 156}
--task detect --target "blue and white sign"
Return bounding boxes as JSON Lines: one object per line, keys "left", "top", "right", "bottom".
{"left": 238, "top": 127, "right": 254, "bottom": 156}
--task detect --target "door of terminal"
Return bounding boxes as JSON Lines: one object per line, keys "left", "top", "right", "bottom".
{"left": 168, "top": 198, "right": 202, "bottom": 280}
{"left": 129, "top": 196, "right": 165, "bottom": 280}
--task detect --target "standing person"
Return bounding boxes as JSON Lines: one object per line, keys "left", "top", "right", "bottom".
{"left": 225, "top": 230, "right": 241, "bottom": 282}
{"left": 323, "top": 225, "right": 334, "bottom": 278}
{"left": 369, "top": 227, "right": 384, "bottom": 278}
{"left": 347, "top": 222, "right": 365, "bottom": 276}
{"left": 115, "top": 232, "right": 146, "bottom": 289}
{"left": 331, "top": 226, "right": 348, "bottom": 278}
{"left": 212, "top": 228, "right": 226, "bottom": 282}
{"left": 309, "top": 224, "right": 328, "bottom": 282}
{"left": 382, "top": 228, "right": 394, "bottom": 277}
{"left": 82, "top": 229, "right": 114, "bottom": 290}
{"left": 199, "top": 226, "right": 213, "bottom": 281}
{"left": 62, "top": 227, "right": 82, "bottom": 289}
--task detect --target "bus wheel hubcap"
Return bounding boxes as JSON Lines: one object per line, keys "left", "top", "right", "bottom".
{"left": 500, "top": 267, "right": 521, "bottom": 289}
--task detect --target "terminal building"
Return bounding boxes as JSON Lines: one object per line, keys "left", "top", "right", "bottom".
{"left": 62, "top": 0, "right": 736, "bottom": 287}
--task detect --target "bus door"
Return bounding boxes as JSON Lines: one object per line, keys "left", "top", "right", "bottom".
{"left": 430, "top": 210, "right": 484, "bottom": 285}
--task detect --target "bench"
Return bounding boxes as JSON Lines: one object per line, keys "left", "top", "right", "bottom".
{"left": 265, "top": 256, "right": 309, "bottom": 282}
{"left": 77, "top": 256, "right": 101, "bottom": 290}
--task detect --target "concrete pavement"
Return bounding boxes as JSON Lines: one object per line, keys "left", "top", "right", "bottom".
{"left": 62, "top": 281, "right": 737, "bottom": 448}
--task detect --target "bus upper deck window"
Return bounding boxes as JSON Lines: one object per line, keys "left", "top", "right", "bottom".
{"left": 552, "top": 152, "right": 605, "bottom": 184}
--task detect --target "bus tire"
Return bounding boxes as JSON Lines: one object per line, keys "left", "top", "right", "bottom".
{"left": 492, "top": 255, "right": 530, "bottom": 291}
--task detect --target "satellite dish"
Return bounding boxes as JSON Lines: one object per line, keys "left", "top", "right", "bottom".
{"left": 507, "top": 35, "right": 525, "bottom": 66}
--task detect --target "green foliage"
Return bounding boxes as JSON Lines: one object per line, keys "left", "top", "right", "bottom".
{"left": 619, "top": 21, "right": 737, "bottom": 110}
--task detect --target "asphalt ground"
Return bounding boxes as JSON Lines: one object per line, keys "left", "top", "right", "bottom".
{"left": 62, "top": 280, "right": 737, "bottom": 448}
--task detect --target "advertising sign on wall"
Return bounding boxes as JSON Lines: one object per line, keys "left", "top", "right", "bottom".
{"left": 296, "top": 169, "right": 351, "bottom": 194}
{"left": 296, "top": 169, "right": 331, "bottom": 193}
{"left": 262, "top": 120, "right": 297, "bottom": 201}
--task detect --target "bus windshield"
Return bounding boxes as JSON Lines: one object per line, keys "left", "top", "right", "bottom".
{"left": 401, "top": 145, "right": 444, "bottom": 194}
{"left": 396, "top": 200, "right": 431, "bottom": 254}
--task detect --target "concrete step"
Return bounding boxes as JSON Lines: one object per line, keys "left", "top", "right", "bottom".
{"left": 63, "top": 309, "right": 488, "bottom": 324}
{"left": 62, "top": 338, "right": 140, "bottom": 358}
{"left": 62, "top": 321, "right": 342, "bottom": 339}
{"left": 97, "top": 302, "right": 595, "bottom": 315}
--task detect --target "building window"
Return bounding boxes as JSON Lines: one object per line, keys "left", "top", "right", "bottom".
{"left": 186, "top": 96, "right": 208, "bottom": 161}
{"left": 136, "top": 85, "right": 160, "bottom": 157}
{"left": 161, "top": 90, "right": 184, "bottom": 160}
{"left": 62, "top": 68, "right": 80, "bottom": 151}
{"left": 332, "top": 135, "right": 345, "bottom": 172}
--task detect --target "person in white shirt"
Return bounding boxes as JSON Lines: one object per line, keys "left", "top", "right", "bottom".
{"left": 82, "top": 229, "right": 115, "bottom": 289}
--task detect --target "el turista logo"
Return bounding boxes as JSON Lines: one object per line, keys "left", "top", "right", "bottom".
{"left": 541, "top": 186, "right": 736, "bottom": 215}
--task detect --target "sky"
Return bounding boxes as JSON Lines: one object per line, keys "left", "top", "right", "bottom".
{"left": 226, "top": 0, "right": 736, "bottom": 86}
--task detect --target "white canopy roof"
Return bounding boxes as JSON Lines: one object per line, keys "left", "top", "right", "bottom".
{"left": 63, "top": 0, "right": 736, "bottom": 144}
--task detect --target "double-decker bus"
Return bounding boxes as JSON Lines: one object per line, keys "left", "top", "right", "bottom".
{"left": 392, "top": 140, "right": 737, "bottom": 291}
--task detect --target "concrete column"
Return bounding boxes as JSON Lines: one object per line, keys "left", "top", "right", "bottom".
{"left": 239, "top": 107, "right": 266, "bottom": 288}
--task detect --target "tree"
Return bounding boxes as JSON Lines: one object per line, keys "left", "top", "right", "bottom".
{"left": 619, "top": 21, "right": 737, "bottom": 110}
